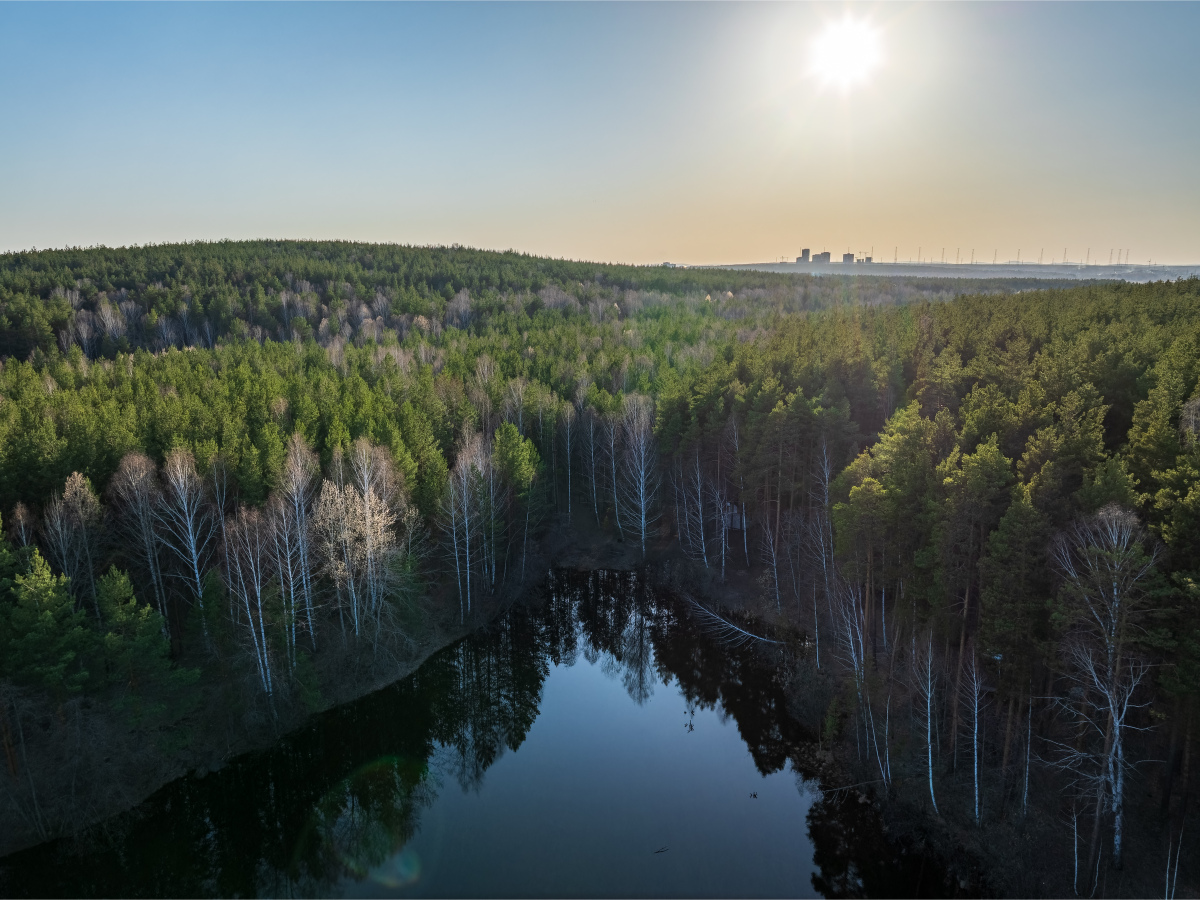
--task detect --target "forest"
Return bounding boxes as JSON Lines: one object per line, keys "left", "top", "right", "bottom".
{"left": 0, "top": 240, "right": 1196, "bottom": 895}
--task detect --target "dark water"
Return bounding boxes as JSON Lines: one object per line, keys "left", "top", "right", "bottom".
{"left": 0, "top": 569, "right": 941, "bottom": 898}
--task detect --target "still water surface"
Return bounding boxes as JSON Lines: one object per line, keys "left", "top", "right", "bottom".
{"left": 0, "top": 569, "right": 936, "bottom": 898}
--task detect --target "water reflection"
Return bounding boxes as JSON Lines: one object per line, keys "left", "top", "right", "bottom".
{"left": 0, "top": 569, "right": 944, "bottom": 899}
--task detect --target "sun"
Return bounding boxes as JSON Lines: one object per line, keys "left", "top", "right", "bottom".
{"left": 808, "top": 16, "right": 883, "bottom": 91}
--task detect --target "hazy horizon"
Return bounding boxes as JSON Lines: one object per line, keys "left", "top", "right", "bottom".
{"left": 2, "top": 2, "right": 1198, "bottom": 265}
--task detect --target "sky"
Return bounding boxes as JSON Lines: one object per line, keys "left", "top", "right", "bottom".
{"left": 1, "top": 2, "right": 1198, "bottom": 265}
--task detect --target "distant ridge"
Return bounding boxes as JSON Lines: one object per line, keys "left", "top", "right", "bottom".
{"left": 721, "top": 260, "right": 1200, "bottom": 284}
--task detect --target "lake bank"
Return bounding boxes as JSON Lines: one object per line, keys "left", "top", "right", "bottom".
{"left": 2, "top": 566, "right": 957, "bottom": 898}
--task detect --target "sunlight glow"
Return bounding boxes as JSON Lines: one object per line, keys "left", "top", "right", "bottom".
{"left": 808, "top": 16, "right": 884, "bottom": 91}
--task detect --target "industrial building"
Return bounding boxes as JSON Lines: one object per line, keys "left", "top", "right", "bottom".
{"left": 795, "top": 249, "right": 872, "bottom": 264}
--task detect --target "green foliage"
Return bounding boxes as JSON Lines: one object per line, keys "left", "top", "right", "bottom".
{"left": 2, "top": 550, "right": 94, "bottom": 699}
{"left": 977, "top": 487, "right": 1052, "bottom": 689}
{"left": 493, "top": 422, "right": 540, "bottom": 495}
{"left": 97, "top": 567, "right": 200, "bottom": 729}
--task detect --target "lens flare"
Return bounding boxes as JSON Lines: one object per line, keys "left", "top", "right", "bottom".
{"left": 809, "top": 16, "right": 883, "bottom": 91}
{"left": 371, "top": 847, "right": 422, "bottom": 888}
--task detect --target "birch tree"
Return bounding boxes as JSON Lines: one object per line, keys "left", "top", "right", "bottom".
{"left": 706, "top": 462, "right": 732, "bottom": 583}
{"left": 313, "top": 478, "right": 363, "bottom": 640}
{"left": 348, "top": 437, "right": 405, "bottom": 632}
{"left": 560, "top": 403, "right": 576, "bottom": 523}
{"left": 440, "top": 430, "right": 485, "bottom": 620}
{"left": 267, "top": 494, "right": 302, "bottom": 673}
{"left": 157, "top": 450, "right": 215, "bottom": 629}
{"left": 41, "top": 473, "right": 103, "bottom": 619}
{"left": 109, "top": 453, "right": 170, "bottom": 635}
{"left": 505, "top": 377, "right": 528, "bottom": 435}
{"left": 677, "top": 450, "right": 709, "bottom": 568}
{"left": 759, "top": 509, "right": 782, "bottom": 612}
{"left": 226, "top": 505, "right": 274, "bottom": 695}
{"left": 276, "top": 434, "right": 318, "bottom": 648}
{"left": 312, "top": 439, "right": 410, "bottom": 643}
{"left": 911, "top": 630, "right": 941, "bottom": 814}
{"left": 618, "top": 394, "right": 660, "bottom": 557}
{"left": 9, "top": 502, "right": 35, "bottom": 547}
{"left": 582, "top": 406, "right": 602, "bottom": 525}
{"left": 724, "top": 416, "right": 752, "bottom": 568}
{"left": 1050, "top": 503, "right": 1157, "bottom": 872}
{"left": 961, "top": 651, "right": 987, "bottom": 825}
{"left": 604, "top": 409, "right": 624, "bottom": 540}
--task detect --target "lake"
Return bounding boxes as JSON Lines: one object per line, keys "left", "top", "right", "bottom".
{"left": 0, "top": 569, "right": 941, "bottom": 898}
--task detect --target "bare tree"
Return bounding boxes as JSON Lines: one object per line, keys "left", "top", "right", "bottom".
{"left": 707, "top": 461, "right": 733, "bottom": 583}
{"left": 439, "top": 429, "right": 485, "bottom": 621}
{"left": 961, "top": 651, "right": 987, "bottom": 825}
{"left": 1051, "top": 504, "right": 1157, "bottom": 872}
{"left": 109, "top": 453, "right": 169, "bottom": 635}
{"left": 471, "top": 355, "right": 497, "bottom": 436}
{"left": 73, "top": 310, "right": 97, "bottom": 358}
{"left": 604, "top": 410, "right": 624, "bottom": 541}
{"left": 723, "top": 415, "right": 750, "bottom": 568}
{"left": 780, "top": 509, "right": 806, "bottom": 615}
{"left": 618, "top": 394, "right": 660, "bottom": 557}
{"left": 677, "top": 450, "right": 709, "bottom": 568}
{"left": 582, "top": 406, "right": 602, "bottom": 525}
{"left": 834, "top": 579, "right": 882, "bottom": 776}
{"left": 560, "top": 403, "right": 576, "bottom": 523}
{"left": 9, "top": 502, "right": 35, "bottom": 547}
{"left": 155, "top": 315, "right": 178, "bottom": 351}
{"left": 313, "top": 479, "right": 362, "bottom": 641}
{"left": 157, "top": 450, "right": 214, "bottom": 629}
{"left": 267, "top": 494, "right": 301, "bottom": 673}
{"left": 759, "top": 509, "right": 782, "bottom": 612}
{"left": 806, "top": 437, "right": 840, "bottom": 653}
{"left": 504, "top": 377, "right": 528, "bottom": 436}
{"left": 226, "top": 506, "right": 274, "bottom": 695}
{"left": 911, "top": 630, "right": 941, "bottom": 814}
{"left": 208, "top": 453, "right": 236, "bottom": 619}
{"left": 96, "top": 298, "right": 125, "bottom": 341}
{"left": 310, "top": 441, "right": 409, "bottom": 648}
{"left": 348, "top": 437, "right": 406, "bottom": 631}
{"left": 446, "top": 288, "right": 471, "bottom": 329}
{"left": 41, "top": 473, "right": 103, "bottom": 619}
{"left": 276, "top": 434, "right": 318, "bottom": 648}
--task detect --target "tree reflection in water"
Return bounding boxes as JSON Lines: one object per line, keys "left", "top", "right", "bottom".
{"left": 0, "top": 569, "right": 945, "bottom": 899}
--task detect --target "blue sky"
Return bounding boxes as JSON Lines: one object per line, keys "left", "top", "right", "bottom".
{"left": 2, "top": 2, "right": 1197, "bottom": 263}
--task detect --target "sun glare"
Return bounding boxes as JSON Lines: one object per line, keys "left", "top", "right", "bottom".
{"left": 809, "top": 16, "right": 883, "bottom": 91}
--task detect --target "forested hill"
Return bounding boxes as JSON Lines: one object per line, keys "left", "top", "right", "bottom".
{"left": 1, "top": 239, "right": 1198, "bottom": 891}
{"left": 0, "top": 239, "right": 1083, "bottom": 361}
